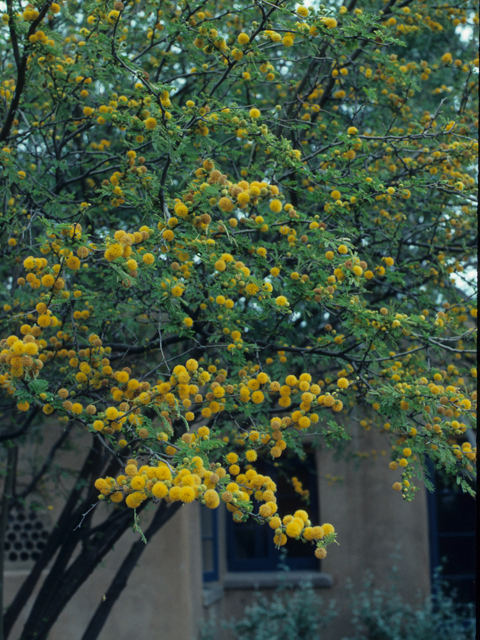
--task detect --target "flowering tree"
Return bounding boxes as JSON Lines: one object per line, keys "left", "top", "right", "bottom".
{"left": 0, "top": 0, "right": 477, "bottom": 637}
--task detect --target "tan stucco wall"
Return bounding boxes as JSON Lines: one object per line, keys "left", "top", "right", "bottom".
{"left": 4, "top": 421, "right": 204, "bottom": 640}
{"left": 315, "top": 426, "right": 431, "bottom": 640}
{"left": 5, "top": 503, "right": 203, "bottom": 640}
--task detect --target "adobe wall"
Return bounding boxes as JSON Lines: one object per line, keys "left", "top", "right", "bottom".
{"left": 5, "top": 503, "right": 203, "bottom": 640}
{"left": 315, "top": 425, "right": 430, "bottom": 640}
{"left": 3, "top": 422, "right": 204, "bottom": 640}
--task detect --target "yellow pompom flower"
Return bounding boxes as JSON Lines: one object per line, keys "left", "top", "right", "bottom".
{"left": 321, "top": 17, "right": 337, "bottom": 28}
{"left": 95, "top": 479, "right": 108, "bottom": 491}
{"left": 332, "top": 399, "right": 343, "bottom": 412}
{"left": 155, "top": 466, "right": 172, "bottom": 482}
{"left": 71, "top": 403, "right": 83, "bottom": 415}
{"left": 218, "top": 197, "right": 234, "bottom": 212}
{"left": 249, "top": 108, "right": 261, "bottom": 119}
{"left": 186, "top": 358, "right": 198, "bottom": 371}
{"left": 152, "top": 482, "right": 168, "bottom": 499}
{"left": 126, "top": 492, "right": 146, "bottom": 508}
{"left": 23, "top": 256, "right": 35, "bottom": 270}
{"left": 251, "top": 391, "right": 264, "bottom": 404}
{"left": 174, "top": 203, "right": 188, "bottom": 217}
{"left": 337, "top": 377, "right": 349, "bottom": 389}
{"left": 105, "top": 407, "right": 119, "bottom": 421}
{"left": 131, "top": 476, "right": 146, "bottom": 490}
{"left": 214, "top": 259, "right": 226, "bottom": 272}
{"left": 303, "top": 527, "right": 315, "bottom": 540}
{"left": 142, "top": 253, "right": 155, "bottom": 265}
{"left": 144, "top": 117, "right": 157, "bottom": 130}
{"left": 204, "top": 489, "right": 220, "bottom": 509}
{"left": 180, "top": 486, "right": 196, "bottom": 503}
{"left": 66, "top": 256, "right": 81, "bottom": 270}
{"left": 269, "top": 199, "right": 283, "bottom": 213}
{"left": 274, "top": 533, "right": 287, "bottom": 546}
{"left": 24, "top": 342, "right": 38, "bottom": 356}
{"left": 298, "top": 416, "right": 310, "bottom": 429}
{"left": 37, "top": 314, "right": 52, "bottom": 328}
{"left": 115, "top": 371, "right": 129, "bottom": 384}
{"left": 238, "top": 33, "right": 250, "bottom": 45}
{"left": 237, "top": 192, "right": 250, "bottom": 205}
{"left": 294, "top": 509, "right": 309, "bottom": 523}
{"left": 311, "top": 526, "right": 325, "bottom": 539}
{"left": 286, "top": 519, "right": 303, "bottom": 537}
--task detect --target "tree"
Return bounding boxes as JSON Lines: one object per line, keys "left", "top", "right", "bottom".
{"left": 0, "top": 0, "right": 477, "bottom": 637}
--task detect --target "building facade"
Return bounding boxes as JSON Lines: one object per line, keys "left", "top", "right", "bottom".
{"left": 4, "top": 420, "right": 449, "bottom": 640}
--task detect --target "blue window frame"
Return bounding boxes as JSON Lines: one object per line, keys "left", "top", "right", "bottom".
{"left": 226, "top": 453, "right": 319, "bottom": 572}
{"left": 201, "top": 504, "right": 219, "bottom": 582}
{"left": 426, "top": 461, "right": 476, "bottom": 605}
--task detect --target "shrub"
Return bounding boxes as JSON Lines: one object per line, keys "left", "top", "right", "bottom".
{"left": 201, "top": 581, "right": 337, "bottom": 640}
{"left": 342, "top": 569, "right": 475, "bottom": 640}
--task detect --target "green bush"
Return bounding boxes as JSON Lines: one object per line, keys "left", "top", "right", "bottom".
{"left": 200, "top": 581, "right": 337, "bottom": 640}
{"left": 342, "top": 569, "right": 475, "bottom": 640}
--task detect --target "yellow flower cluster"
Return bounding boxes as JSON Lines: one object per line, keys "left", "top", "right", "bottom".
{"left": 95, "top": 454, "right": 335, "bottom": 557}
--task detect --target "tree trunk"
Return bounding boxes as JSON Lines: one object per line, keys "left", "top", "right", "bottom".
{"left": 80, "top": 500, "right": 182, "bottom": 640}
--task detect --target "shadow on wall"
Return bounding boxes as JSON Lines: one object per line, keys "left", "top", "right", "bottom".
{"left": 198, "top": 566, "right": 476, "bottom": 640}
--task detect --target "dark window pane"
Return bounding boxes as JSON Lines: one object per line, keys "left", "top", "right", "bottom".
{"left": 441, "top": 578, "right": 476, "bottom": 606}
{"left": 202, "top": 539, "right": 213, "bottom": 573}
{"left": 200, "top": 505, "right": 219, "bottom": 582}
{"left": 436, "top": 491, "right": 476, "bottom": 533}
{"left": 227, "top": 452, "right": 319, "bottom": 571}
{"left": 232, "top": 521, "right": 269, "bottom": 560}
{"left": 200, "top": 505, "right": 213, "bottom": 537}
{"left": 438, "top": 535, "right": 476, "bottom": 576}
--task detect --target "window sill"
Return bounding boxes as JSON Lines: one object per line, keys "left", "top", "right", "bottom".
{"left": 223, "top": 570, "right": 333, "bottom": 590}
{"left": 203, "top": 583, "right": 225, "bottom": 607}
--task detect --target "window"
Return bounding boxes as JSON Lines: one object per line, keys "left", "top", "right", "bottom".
{"left": 201, "top": 504, "right": 219, "bottom": 582}
{"left": 226, "top": 453, "right": 319, "bottom": 572}
{"left": 427, "top": 463, "right": 476, "bottom": 605}
{"left": 4, "top": 506, "right": 52, "bottom": 570}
